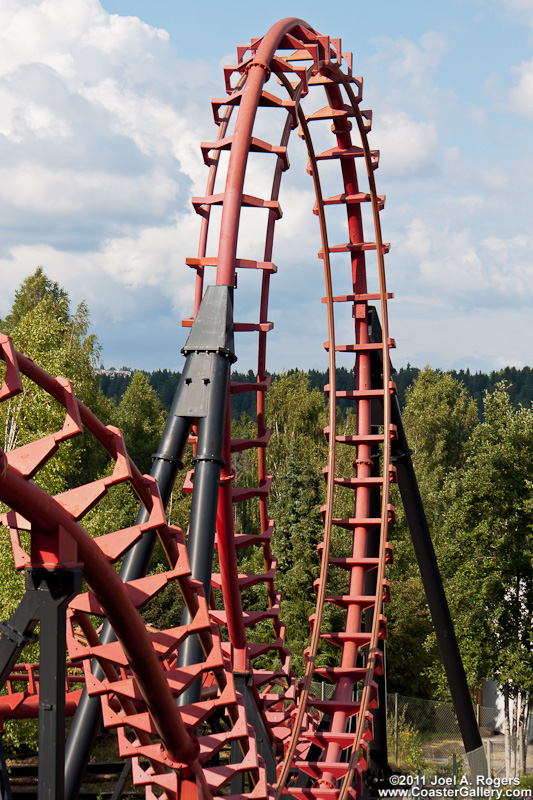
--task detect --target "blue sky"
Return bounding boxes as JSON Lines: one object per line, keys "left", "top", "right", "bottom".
{"left": 1, "top": 0, "right": 533, "bottom": 375}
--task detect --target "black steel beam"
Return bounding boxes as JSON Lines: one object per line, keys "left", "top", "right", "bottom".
{"left": 390, "top": 400, "right": 484, "bottom": 757}
{"left": 175, "top": 287, "right": 235, "bottom": 704}
{"left": 33, "top": 569, "right": 82, "bottom": 800}
{"left": 367, "top": 307, "right": 486, "bottom": 775}
{"left": 0, "top": 569, "right": 81, "bottom": 800}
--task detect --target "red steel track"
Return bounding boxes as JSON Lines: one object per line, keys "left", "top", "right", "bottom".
{"left": 0, "top": 19, "right": 395, "bottom": 800}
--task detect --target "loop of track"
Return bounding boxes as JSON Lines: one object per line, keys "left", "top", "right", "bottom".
{"left": 186, "top": 16, "right": 395, "bottom": 800}
{"left": 0, "top": 18, "right": 395, "bottom": 800}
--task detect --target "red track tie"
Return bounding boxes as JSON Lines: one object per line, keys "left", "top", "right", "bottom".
{"left": 318, "top": 241, "right": 389, "bottom": 256}
{"left": 201, "top": 135, "right": 290, "bottom": 170}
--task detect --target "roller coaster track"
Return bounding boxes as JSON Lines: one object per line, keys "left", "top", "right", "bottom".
{"left": 0, "top": 17, "right": 482, "bottom": 800}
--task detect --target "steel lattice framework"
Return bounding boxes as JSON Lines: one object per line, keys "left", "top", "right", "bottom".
{"left": 0, "top": 18, "right": 485, "bottom": 800}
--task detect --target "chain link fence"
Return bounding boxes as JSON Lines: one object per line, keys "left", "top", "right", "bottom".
{"left": 310, "top": 682, "right": 336, "bottom": 701}
{"left": 387, "top": 693, "right": 509, "bottom": 776}
{"left": 307, "top": 685, "right": 517, "bottom": 776}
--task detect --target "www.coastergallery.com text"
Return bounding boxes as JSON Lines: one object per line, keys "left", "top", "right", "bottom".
{"left": 379, "top": 775, "right": 531, "bottom": 799}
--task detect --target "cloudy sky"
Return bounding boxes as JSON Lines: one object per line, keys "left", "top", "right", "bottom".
{"left": 1, "top": 0, "right": 532, "bottom": 375}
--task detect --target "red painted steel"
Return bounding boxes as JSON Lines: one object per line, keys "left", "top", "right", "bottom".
{"left": 0, "top": 18, "right": 395, "bottom": 800}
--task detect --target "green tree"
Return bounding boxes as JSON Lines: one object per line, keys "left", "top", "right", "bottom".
{"left": 269, "top": 448, "right": 327, "bottom": 674}
{"left": 0, "top": 271, "right": 112, "bottom": 591}
{"left": 0, "top": 269, "right": 111, "bottom": 495}
{"left": 402, "top": 367, "right": 478, "bottom": 527}
{"left": 0, "top": 269, "right": 111, "bottom": 747}
{"left": 229, "top": 373, "right": 330, "bottom": 674}
{"left": 114, "top": 372, "right": 166, "bottom": 474}
{"left": 267, "top": 371, "right": 327, "bottom": 466}
{"left": 0, "top": 267, "right": 68, "bottom": 333}
{"left": 438, "top": 384, "right": 533, "bottom": 776}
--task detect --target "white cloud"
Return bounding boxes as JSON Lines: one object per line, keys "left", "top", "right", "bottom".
{"left": 371, "top": 31, "right": 448, "bottom": 84}
{"left": 390, "top": 302, "right": 533, "bottom": 373}
{"left": 373, "top": 112, "right": 440, "bottom": 179}
{"left": 0, "top": 213, "right": 199, "bottom": 322}
{"left": 368, "top": 30, "right": 452, "bottom": 120}
{"left": 509, "top": 58, "right": 533, "bottom": 116}
{"left": 0, "top": 0, "right": 216, "bottom": 224}
{"left": 391, "top": 215, "right": 533, "bottom": 311}
{"left": 398, "top": 218, "right": 432, "bottom": 260}
{"left": 467, "top": 106, "right": 489, "bottom": 128}
{"left": 418, "top": 228, "right": 485, "bottom": 294}
{"left": 0, "top": 161, "right": 177, "bottom": 218}
{"left": 0, "top": 82, "right": 71, "bottom": 142}
{"left": 0, "top": 0, "right": 168, "bottom": 79}
{"left": 481, "top": 234, "right": 530, "bottom": 251}
{"left": 363, "top": 32, "right": 460, "bottom": 187}
{"left": 77, "top": 76, "right": 211, "bottom": 191}
{"left": 497, "top": 0, "right": 533, "bottom": 11}
{"left": 0, "top": 0, "right": 224, "bottom": 326}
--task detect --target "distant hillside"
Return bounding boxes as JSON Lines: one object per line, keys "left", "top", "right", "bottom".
{"left": 393, "top": 364, "right": 533, "bottom": 414}
{"left": 99, "top": 364, "right": 533, "bottom": 419}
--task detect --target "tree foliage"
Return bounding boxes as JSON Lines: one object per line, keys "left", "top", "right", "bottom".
{"left": 0, "top": 270, "right": 114, "bottom": 747}
{"left": 436, "top": 384, "right": 533, "bottom": 775}
{"left": 402, "top": 367, "right": 477, "bottom": 524}
{"left": 386, "top": 368, "right": 477, "bottom": 697}
{"left": 438, "top": 386, "right": 533, "bottom": 679}
{"left": 0, "top": 269, "right": 111, "bottom": 494}
{"left": 269, "top": 448, "right": 325, "bottom": 673}
{"left": 0, "top": 267, "right": 68, "bottom": 333}
{"left": 0, "top": 270, "right": 111, "bottom": 607}
{"left": 114, "top": 372, "right": 166, "bottom": 474}
{"left": 230, "top": 373, "right": 332, "bottom": 674}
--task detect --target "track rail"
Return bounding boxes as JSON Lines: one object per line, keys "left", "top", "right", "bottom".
{"left": 0, "top": 18, "right": 396, "bottom": 800}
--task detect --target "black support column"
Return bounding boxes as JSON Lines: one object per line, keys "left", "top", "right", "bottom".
{"left": 0, "top": 568, "right": 82, "bottom": 800}
{"left": 367, "top": 307, "right": 487, "bottom": 779}
{"left": 390, "top": 401, "right": 487, "bottom": 776}
{"left": 174, "top": 285, "right": 235, "bottom": 704}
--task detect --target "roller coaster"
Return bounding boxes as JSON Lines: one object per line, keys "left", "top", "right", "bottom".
{"left": 0, "top": 18, "right": 487, "bottom": 800}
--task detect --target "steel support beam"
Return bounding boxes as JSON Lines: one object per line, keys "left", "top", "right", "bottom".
{"left": 390, "top": 404, "right": 487, "bottom": 775}
{"left": 175, "top": 286, "right": 235, "bottom": 703}
{"left": 230, "top": 673, "right": 277, "bottom": 794}
{"left": 367, "top": 307, "right": 487, "bottom": 778}
{"left": 0, "top": 569, "right": 81, "bottom": 800}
